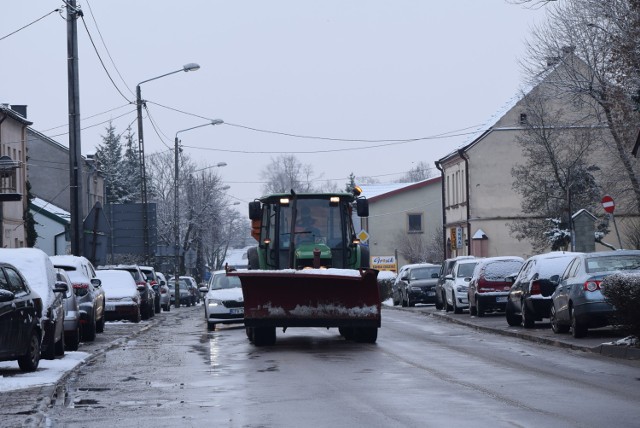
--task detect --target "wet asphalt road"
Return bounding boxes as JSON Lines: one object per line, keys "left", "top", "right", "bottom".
{"left": 35, "top": 303, "right": 640, "bottom": 428}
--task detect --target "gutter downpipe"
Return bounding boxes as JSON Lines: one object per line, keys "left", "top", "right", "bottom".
{"left": 434, "top": 160, "right": 446, "bottom": 259}
{"left": 0, "top": 114, "right": 6, "bottom": 249}
{"left": 457, "top": 149, "right": 471, "bottom": 255}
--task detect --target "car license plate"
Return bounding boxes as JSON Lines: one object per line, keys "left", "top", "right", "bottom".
{"left": 230, "top": 308, "right": 244, "bottom": 315}
{"left": 427, "top": 291, "right": 435, "bottom": 296}
{"left": 105, "top": 303, "right": 116, "bottom": 311}
{"left": 496, "top": 296, "right": 507, "bottom": 303}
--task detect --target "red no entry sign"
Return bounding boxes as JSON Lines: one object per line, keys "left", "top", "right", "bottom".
{"left": 601, "top": 195, "right": 615, "bottom": 214}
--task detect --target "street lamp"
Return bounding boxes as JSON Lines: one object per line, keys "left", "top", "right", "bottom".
{"left": 174, "top": 119, "right": 224, "bottom": 308}
{"left": 136, "top": 63, "right": 200, "bottom": 264}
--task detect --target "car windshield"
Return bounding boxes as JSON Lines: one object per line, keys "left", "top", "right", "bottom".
{"left": 457, "top": 262, "right": 477, "bottom": 278}
{"left": 210, "top": 275, "right": 242, "bottom": 290}
{"left": 410, "top": 267, "right": 439, "bottom": 280}
{"left": 585, "top": 255, "right": 640, "bottom": 273}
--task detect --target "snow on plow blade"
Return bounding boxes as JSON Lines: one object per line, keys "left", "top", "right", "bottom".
{"left": 229, "top": 268, "right": 380, "bottom": 328}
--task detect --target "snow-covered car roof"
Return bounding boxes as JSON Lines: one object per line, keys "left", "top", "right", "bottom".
{"left": 0, "top": 248, "right": 56, "bottom": 308}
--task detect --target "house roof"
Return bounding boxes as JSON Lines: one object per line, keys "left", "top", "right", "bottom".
{"left": 362, "top": 176, "right": 441, "bottom": 203}
{"left": 0, "top": 104, "right": 33, "bottom": 126}
{"left": 30, "top": 197, "right": 70, "bottom": 225}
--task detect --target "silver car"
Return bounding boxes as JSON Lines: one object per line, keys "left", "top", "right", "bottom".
{"left": 155, "top": 272, "right": 171, "bottom": 311}
{"left": 56, "top": 268, "right": 81, "bottom": 351}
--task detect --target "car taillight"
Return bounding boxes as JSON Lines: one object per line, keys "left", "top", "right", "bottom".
{"left": 73, "top": 283, "right": 89, "bottom": 296}
{"left": 160, "top": 288, "right": 167, "bottom": 294}
{"left": 150, "top": 280, "right": 158, "bottom": 286}
{"left": 583, "top": 280, "right": 601, "bottom": 292}
{"left": 530, "top": 281, "right": 541, "bottom": 295}
{"left": 73, "top": 283, "right": 89, "bottom": 290}
{"left": 136, "top": 281, "right": 146, "bottom": 286}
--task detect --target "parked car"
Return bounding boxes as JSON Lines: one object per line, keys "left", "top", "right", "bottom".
{"left": 468, "top": 256, "right": 524, "bottom": 317}
{"left": 51, "top": 255, "right": 106, "bottom": 342}
{"left": 397, "top": 263, "right": 440, "bottom": 307}
{"left": 139, "top": 265, "right": 162, "bottom": 314}
{"left": 96, "top": 270, "right": 144, "bottom": 323}
{"left": 98, "top": 265, "right": 155, "bottom": 319}
{"left": 200, "top": 270, "right": 244, "bottom": 331}
{"left": 551, "top": 250, "right": 640, "bottom": 338}
{"left": 392, "top": 264, "right": 419, "bottom": 306}
{"left": 168, "top": 278, "right": 195, "bottom": 306}
{"left": 181, "top": 276, "right": 199, "bottom": 305}
{"left": 0, "top": 248, "right": 66, "bottom": 360}
{"left": 155, "top": 272, "right": 171, "bottom": 312}
{"left": 443, "top": 258, "right": 479, "bottom": 314}
{"left": 435, "top": 256, "right": 475, "bottom": 310}
{"left": 0, "top": 261, "right": 44, "bottom": 372}
{"left": 56, "top": 268, "right": 81, "bottom": 351}
{"left": 506, "top": 251, "right": 579, "bottom": 328}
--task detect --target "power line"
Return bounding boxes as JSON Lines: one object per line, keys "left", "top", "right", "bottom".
{"left": 84, "top": 0, "right": 135, "bottom": 97}
{"left": 0, "top": 8, "right": 61, "bottom": 42}
{"left": 79, "top": 15, "right": 131, "bottom": 103}
{"left": 41, "top": 104, "right": 132, "bottom": 132}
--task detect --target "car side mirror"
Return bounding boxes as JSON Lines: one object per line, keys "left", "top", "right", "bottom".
{"left": 199, "top": 286, "right": 208, "bottom": 293}
{"left": 0, "top": 289, "right": 14, "bottom": 302}
{"left": 432, "top": 273, "right": 439, "bottom": 278}
{"left": 549, "top": 274, "right": 559, "bottom": 285}
{"left": 160, "top": 280, "right": 166, "bottom": 286}
{"left": 249, "top": 201, "right": 262, "bottom": 220}
{"left": 445, "top": 274, "right": 454, "bottom": 280}
{"left": 356, "top": 198, "right": 369, "bottom": 217}
{"left": 91, "top": 278, "right": 102, "bottom": 287}
{"left": 137, "top": 285, "right": 147, "bottom": 292}
{"left": 401, "top": 274, "right": 408, "bottom": 281}
{"left": 464, "top": 277, "right": 471, "bottom": 282}
{"left": 54, "top": 281, "right": 69, "bottom": 293}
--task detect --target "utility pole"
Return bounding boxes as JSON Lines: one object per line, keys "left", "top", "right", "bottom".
{"left": 67, "top": 0, "right": 83, "bottom": 255}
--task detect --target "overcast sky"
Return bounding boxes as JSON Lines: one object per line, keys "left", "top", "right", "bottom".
{"left": 1, "top": 1, "right": 549, "bottom": 209}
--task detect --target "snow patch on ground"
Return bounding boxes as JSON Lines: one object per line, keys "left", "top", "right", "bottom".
{"left": 0, "top": 352, "right": 89, "bottom": 392}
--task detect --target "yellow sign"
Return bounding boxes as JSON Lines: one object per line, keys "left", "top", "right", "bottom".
{"left": 450, "top": 228, "right": 457, "bottom": 249}
{"left": 357, "top": 229, "right": 369, "bottom": 243}
{"left": 371, "top": 256, "right": 397, "bottom": 272}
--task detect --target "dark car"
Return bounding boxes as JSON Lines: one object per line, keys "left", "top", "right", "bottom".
{"left": 435, "top": 256, "right": 475, "bottom": 310}
{"left": 140, "top": 266, "right": 162, "bottom": 314}
{"left": 551, "top": 250, "right": 640, "bottom": 338}
{"left": 468, "top": 256, "right": 524, "bottom": 317}
{"left": 0, "top": 262, "right": 44, "bottom": 372}
{"left": 1, "top": 248, "right": 67, "bottom": 361}
{"left": 98, "top": 265, "right": 155, "bottom": 319}
{"left": 398, "top": 263, "right": 440, "bottom": 307}
{"left": 51, "top": 255, "right": 106, "bottom": 342}
{"left": 506, "top": 251, "right": 578, "bottom": 328}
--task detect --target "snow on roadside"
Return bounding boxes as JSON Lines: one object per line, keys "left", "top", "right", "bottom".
{"left": 0, "top": 352, "right": 89, "bottom": 392}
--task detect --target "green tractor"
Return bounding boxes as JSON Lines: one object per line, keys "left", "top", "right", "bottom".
{"left": 229, "top": 189, "right": 380, "bottom": 346}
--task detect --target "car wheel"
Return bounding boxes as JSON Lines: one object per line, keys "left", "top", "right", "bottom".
{"left": 41, "top": 330, "right": 56, "bottom": 360}
{"left": 469, "top": 300, "right": 477, "bottom": 316}
{"left": 66, "top": 324, "right": 80, "bottom": 351}
{"left": 18, "top": 330, "right": 40, "bottom": 372}
{"left": 96, "top": 314, "right": 105, "bottom": 334}
{"left": 164, "top": 303, "right": 170, "bottom": 312}
{"left": 521, "top": 300, "right": 535, "bottom": 329}
{"left": 207, "top": 322, "right": 216, "bottom": 331}
{"left": 435, "top": 291, "right": 444, "bottom": 310}
{"left": 132, "top": 306, "right": 141, "bottom": 323}
{"left": 401, "top": 291, "right": 408, "bottom": 307}
{"left": 246, "top": 327, "right": 254, "bottom": 341}
{"left": 155, "top": 299, "right": 161, "bottom": 314}
{"left": 354, "top": 327, "right": 378, "bottom": 343}
{"left": 339, "top": 327, "right": 354, "bottom": 340}
{"left": 445, "top": 291, "right": 453, "bottom": 312}
{"left": 83, "top": 315, "right": 97, "bottom": 341}
{"left": 550, "top": 305, "right": 569, "bottom": 334}
{"left": 570, "top": 306, "right": 587, "bottom": 338}
{"left": 476, "top": 297, "right": 485, "bottom": 317}
{"left": 453, "top": 292, "right": 462, "bottom": 314}
{"left": 54, "top": 330, "right": 65, "bottom": 357}
{"left": 506, "top": 303, "right": 522, "bottom": 326}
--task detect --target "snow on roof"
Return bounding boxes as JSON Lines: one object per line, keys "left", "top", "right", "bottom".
{"left": 359, "top": 182, "right": 420, "bottom": 199}
{"left": 0, "top": 248, "right": 56, "bottom": 308}
{"left": 95, "top": 270, "right": 138, "bottom": 299}
{"left": 31, "top": 197, "right": 70, "bottom": 220}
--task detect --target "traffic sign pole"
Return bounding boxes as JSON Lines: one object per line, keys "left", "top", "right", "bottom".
{"left": 601, "top": 195, "right": 623, "bottom": 249}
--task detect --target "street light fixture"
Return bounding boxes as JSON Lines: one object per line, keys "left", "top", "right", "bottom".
{"left": 174, "top": 119, "right": 224, "bottom": 308}
{"left": 136, "top": 63, "right": 200, "bottom": 264}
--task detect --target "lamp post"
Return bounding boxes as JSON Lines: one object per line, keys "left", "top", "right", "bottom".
{"left": 174, "top": 119, "right": 224, "bottom": 308}
{"left": 136, "top": 62, "right": 200, "bottom": 264}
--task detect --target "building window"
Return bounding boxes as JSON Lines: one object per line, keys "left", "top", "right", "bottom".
{"left": 407, "top": 213, "right": 423, "bottom": 233}
{"left": 520, "top": 113, "right": 527, "bottom": 124}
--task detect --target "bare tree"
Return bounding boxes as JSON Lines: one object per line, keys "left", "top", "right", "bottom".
{"left": 260, "top": 154, "right": 316, "bottom": 194}
{"left": 509, "top": 90, "right": 601, "bottom": 252}
{"left": 521, "top": 0, "right": 640, "bottom": 215}
{"left": 393, "top": 225, "right": 443, "bottom": 264}
{"left": 397, "top": 161, "right": 435, "bottom": 183}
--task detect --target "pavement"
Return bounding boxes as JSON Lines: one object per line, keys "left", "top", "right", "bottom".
{"left": 2, "top": 303, "right": 639, "bottom": 428}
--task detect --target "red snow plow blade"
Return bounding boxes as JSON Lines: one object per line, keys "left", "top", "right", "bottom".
{"left": 229, "top": 268, "right": 380, "bottom": 329}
